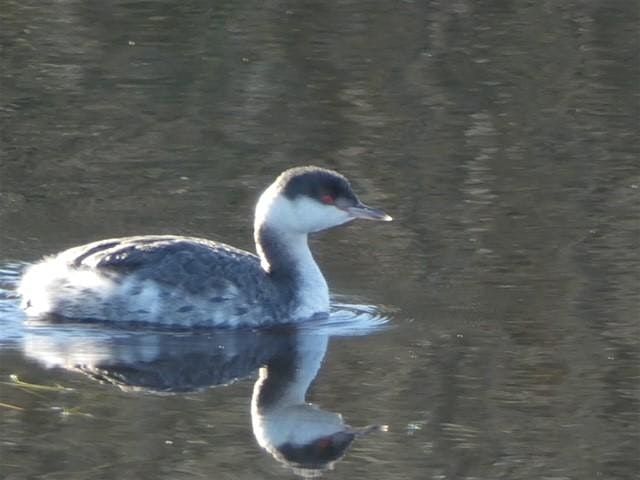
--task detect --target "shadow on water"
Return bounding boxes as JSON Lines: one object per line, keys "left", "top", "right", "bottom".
{"left": 0, "top": 262, "right": 390, "bottom": 478}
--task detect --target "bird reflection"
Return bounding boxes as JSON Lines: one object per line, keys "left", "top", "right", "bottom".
{"left": 21, "top": 309, "right": 388, "bottom": 476}
{"left": 251, "top": 330, "right": 387, "bottom": 476}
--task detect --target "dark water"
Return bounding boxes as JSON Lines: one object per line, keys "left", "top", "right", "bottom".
{"left": 1, "top": 1, "right": 638, "bottom": 479}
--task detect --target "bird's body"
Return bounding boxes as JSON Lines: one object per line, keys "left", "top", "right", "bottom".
{"left": 19, "top": 166, "right": 391, "bottom": 327}
{"left": 20, "top": 236, "right": 287, "bottom": 327}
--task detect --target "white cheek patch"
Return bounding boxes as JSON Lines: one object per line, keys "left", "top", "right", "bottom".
{"left": 256, "top": 191, "right": 351, "bottom": 235}
{"left": 291, "top": 197, "right": 351, "bottom": 233}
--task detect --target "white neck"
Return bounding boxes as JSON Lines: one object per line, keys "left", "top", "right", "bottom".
{"left": 254, "top": 187, "right": 330, "bottom": 318}
{"left": 289, "top": 234, "right": 329, "bottom": 318}
{"left": 257, "top": 228, "right": 329, "bottom": 319}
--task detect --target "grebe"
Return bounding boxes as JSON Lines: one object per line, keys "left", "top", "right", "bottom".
{"left": 19, "top": 166, "right": 391, "bottom": 327}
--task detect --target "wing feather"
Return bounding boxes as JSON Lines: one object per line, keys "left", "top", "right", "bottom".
{"left": 63, "top": 236, "right": 267, "bottom": 296}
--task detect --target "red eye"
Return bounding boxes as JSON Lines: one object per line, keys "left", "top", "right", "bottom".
{"left": 315, "top": 437, "right": 333, "bottom": 450}
{"left": 321, "top": 194, "right": 335, "bottom": 205}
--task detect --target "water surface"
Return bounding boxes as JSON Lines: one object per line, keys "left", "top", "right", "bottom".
{"left": 1, "top": 1, "right": 638, "bottom": 479}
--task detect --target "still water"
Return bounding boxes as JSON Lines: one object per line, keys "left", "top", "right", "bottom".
{"left": 1, "top": 1, "right": 638, "bottom": 479}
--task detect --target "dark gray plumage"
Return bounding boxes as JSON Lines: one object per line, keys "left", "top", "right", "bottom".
{"left": 276, "top": 166, "right": 358, "bottom": 205}
{"left": 58, "top": 235, "right": 293, "bottom": 326}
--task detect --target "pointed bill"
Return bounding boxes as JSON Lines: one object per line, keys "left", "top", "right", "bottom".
{"left": 346, "top": 203, "right": 392, "bottom": 221}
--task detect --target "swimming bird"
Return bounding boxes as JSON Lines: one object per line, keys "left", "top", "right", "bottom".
{"left": 19, "top": 166, "right": 391, "bottom": 327}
